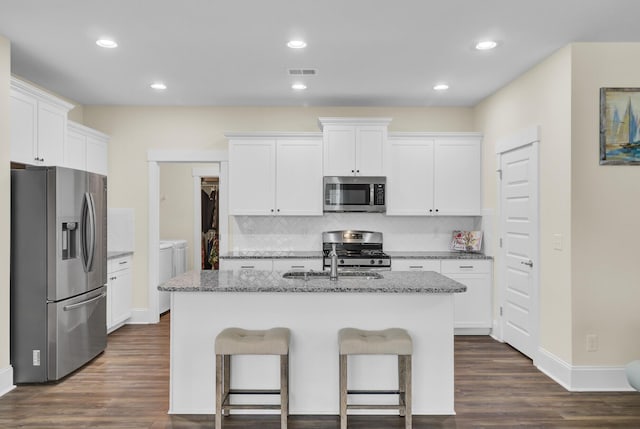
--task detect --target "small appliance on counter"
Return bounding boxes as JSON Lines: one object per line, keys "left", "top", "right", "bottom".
{"left": 10, "top": 166, "right": 107, "bottom": 383}
{"left": 322, "top": 230, "right": 391, "bottom": 270}
{"left": 323, "top": 176, "right": 385, "bottom": 212}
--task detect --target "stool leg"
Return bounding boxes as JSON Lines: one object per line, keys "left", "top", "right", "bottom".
{"left": 404, "top": 355, "right": 412, "bottom": 429}
{"left": 398, "top": 355, "right": 406, "bottom": 417}
{"left": 223, "top": 355, "right": 231, "bottom": 417}
{"left": 339, "top": 354, "right": 347, "bottom": 429}
{"left": 280, "top": 353, "right": 289, "bottom": 429}
{"left": 215, "top": 354, "right": 223, "bottom": 429}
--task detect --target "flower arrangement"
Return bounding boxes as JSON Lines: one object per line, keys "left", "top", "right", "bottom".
{"left": 450, "top": 230, "right": 483, "bottom": 252}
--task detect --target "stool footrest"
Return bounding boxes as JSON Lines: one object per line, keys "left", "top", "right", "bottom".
{"left": 227, "top": 389, "right": 281, "bottom": 395}
{"left": 221, "top": 404, "right": 282, "bottom": 410}
{"left": 347, "top": 404, "right": 405, "bottom": 410}
{"left": 348, "top": 389, "right": 401, "bottom": 395}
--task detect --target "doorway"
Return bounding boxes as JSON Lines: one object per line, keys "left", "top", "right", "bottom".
{"left": 497, "top": 126, "right": 540, "bottom": 361}
{"left": 200, "top": 177, "right": 219, "bottom": 270}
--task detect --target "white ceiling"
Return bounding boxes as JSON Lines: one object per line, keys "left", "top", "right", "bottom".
{"left": 1, "top": 0, "right": 640, "bottom": 107}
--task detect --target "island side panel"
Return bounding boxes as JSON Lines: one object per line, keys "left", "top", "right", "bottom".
{"left": 169, "top": 291, "right": 455, "bottom": 415}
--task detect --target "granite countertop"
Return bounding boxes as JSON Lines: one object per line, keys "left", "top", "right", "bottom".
{"left": 158, "top": 269, "right": 466, "bottom": 294}
{"left": 107, "top": 250, "right": 134, "bottom": 259}
{"left": 220, "top": 251, "right": 323, "bottom": 259}
{"left": 387, "top": 251, "right": 492, "bottom": 260}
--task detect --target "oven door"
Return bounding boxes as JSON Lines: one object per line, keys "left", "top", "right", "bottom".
{"left": 323, "top": 176, "right": 385, "bottom": 212}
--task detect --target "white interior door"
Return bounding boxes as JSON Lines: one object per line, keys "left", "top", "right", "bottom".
{"left": 499, "top": 140, "right": 539, "bottom": 360}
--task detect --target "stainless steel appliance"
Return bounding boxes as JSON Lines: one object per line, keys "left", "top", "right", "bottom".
{"left": 323, "top": 176, "right": 386, "bottom": 212}
{"left": 322, "top": 230, "right": 391, "bottom": 270}
{"left": 10, "top": 166, "right": 107, "bottom": 383}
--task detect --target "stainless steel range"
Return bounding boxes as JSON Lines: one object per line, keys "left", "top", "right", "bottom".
{"left": 322, "top": 230, "right": 391, "bottom": 270}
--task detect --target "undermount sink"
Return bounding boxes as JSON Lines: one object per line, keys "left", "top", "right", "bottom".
{"left": 282, "top": 270, "right": 383, "bottom": 280}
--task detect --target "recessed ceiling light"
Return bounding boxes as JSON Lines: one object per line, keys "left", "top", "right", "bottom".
{"left": 150, "top": 82, "right": 167, "bottom": 90}
{"left": 433, "top": 84, "right": 449, "bottom": 91}
{"left": 475, "top": 40, "right": 498, "bottom": 50}
{"left": 96, "top": 39, "right": 118, "bottom": 48}
{"left": 292, "top": 83, "right": 307, "bottom": 90}
{"left": 287, "top": 40, "right": 307, "bottom": 49}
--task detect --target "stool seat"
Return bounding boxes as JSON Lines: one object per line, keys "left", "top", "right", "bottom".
{"left": 215, "top": 327, "right": 290, "bottom": 355}
{"left": 339, "top": 327, "right": 413, "bottom": 355}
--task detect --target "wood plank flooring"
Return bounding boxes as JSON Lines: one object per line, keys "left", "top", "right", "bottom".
{"left": 1, "top": 313, "right": 639, "bottom": 428}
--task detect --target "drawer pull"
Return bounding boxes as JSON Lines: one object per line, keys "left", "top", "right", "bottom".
{"left": 118, "top": 261, "right": 128, "bottom": 265}
{"left": 459, "top": 265, "right": 474, "bottom": 269}
{"left": 409, "top": 266, "right": 423, "bottom": 269}
{"left": 291, "top": 265, "right": 305, "bottom": 269}
{"left": 240, "top": 265, "right": 255, "bottom": 269}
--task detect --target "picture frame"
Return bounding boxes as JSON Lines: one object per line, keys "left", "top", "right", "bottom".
{"left": 450, "top": 230, "right": 483, "bottom": 253}
{"left": 600, "top": 87, "right": 640, "bottom": 165}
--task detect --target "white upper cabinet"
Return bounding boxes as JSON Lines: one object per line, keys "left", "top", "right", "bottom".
{"left": 387, "top": 133, "right": 482, "bottom": 216}
{"left": 228, "top": 134, "right": 323, "bottom": 216}
{"left": 66, "top": 121, "right": 109, "bottom": 175}
{"left": 10, "top": 77, "right": 73, "bottom": 167}
{"left": 319, "top": 117, "right": 390, "bottom": 176}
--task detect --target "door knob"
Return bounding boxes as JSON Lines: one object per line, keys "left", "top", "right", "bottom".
{"left": 521, "top": 260, "right": 533, "bottom": 268}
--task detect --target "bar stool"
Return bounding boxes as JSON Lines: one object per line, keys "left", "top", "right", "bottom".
{"left": 215, "top": 327, "right": 291, "bottom": 429}
{"left": 338, "top": 327, "right": 412, "bottom": 429}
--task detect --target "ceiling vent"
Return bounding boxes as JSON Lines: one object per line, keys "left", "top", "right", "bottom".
{"left": 287, "top": 68, "right": 318, "bottom": 76}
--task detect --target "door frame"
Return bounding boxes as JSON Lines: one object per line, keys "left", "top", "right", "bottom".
{"left": 495, "top": 126, "right": 540, "bottom": 361}
{"left": 146, "top": 150, "right": 228, "bottom": 324}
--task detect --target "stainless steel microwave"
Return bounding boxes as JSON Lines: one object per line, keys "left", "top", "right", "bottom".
{"left": 323, "top": 176, "right": 386, "bottom": 212}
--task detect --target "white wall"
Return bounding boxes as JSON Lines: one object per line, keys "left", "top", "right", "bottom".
{"left": 0, "top": 35, "right": 11, "bottom": 384}
{"left": 84, "top": 106, "right": 475, "bottom": 310}
{"left": 570, "top": 43, "right": 640, "bottom": 365}
{"left": 474, "top": 46, "right": 574, "bottom": 362}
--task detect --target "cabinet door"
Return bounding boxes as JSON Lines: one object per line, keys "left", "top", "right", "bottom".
{"left": 433, "top": 139, "right": 481, "bottom": 215}
{"left": 37, "top": 101, "right": 67, "bottom": 166}
{"left": 65, "top": 129, "right": 87, "bottom": 171}
{"left": 10, "top": 90, "right": 38, "bottom": 165}
{"left": 272, "top": 259, "right": 323, "bottom": 271}
{"left": 229, "top": 140, "right": 276, "bottom": 215}
{"left": 391, "top": 259, "right": 440, "bottom": 272}
{"left": 355, "top": 126, "right": 385, "bottom": 176}
{"left": 386, "top": 138, "right": 434, "bottom": 215}
{"left": 276, "top": 139, "right": 323, "bottom": 215}
{"left": 219, "top": 259, "right": 273, "bottom": 271}
{"left": 323, "top": 126, "right": 356, "bottom": 175}
{"left": 86, "top": 136, "right": 108, "bottom": 175}
{"left": 111, "top": 267, "right": 132, "bottom": 327}
{"left": 442, "top": 260, "right": 492, "bottom": 331}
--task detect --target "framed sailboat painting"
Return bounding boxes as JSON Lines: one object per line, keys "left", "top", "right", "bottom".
{"left": 600, "top": 87, "right": 640, "bottom": 165}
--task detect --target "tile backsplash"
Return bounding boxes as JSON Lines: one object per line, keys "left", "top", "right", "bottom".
{"left": 229, "top": 213, "right": 481, "bottom": 252}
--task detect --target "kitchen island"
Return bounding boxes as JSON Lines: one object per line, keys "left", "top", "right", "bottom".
{"left": 159, "top": 269, "right": 466, "bottom": 415}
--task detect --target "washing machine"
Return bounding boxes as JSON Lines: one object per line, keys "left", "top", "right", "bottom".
{"left": 160, "top": 239, "right": 188, "bottom": 276}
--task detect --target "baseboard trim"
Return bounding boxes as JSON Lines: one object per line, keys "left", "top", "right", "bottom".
{"left": 0, "top": 365, "right": 16, "bottom": 398}
{"left": 127, "top": 307, "right": 159, "bottom": 325}
{"left": 536, "top": 347, "right": 634, "bottom": 391}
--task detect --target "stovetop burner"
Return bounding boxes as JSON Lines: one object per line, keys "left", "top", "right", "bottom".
{"left": 322, "top": 230, "right": 391, "bottom": 270}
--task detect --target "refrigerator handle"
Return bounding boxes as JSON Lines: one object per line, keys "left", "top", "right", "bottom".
{"left": 63, "top": 292, "right": 106, "bottom": 311}
{"left": 87, "top": 193, "right": 97, "bottom": 272}
{"left": 81, "top": 193, "right": 89, "bottom": 272}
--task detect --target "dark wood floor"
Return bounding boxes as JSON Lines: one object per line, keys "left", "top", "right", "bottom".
{"left": 1, "top": 313, "right": 639, "bottom": 428}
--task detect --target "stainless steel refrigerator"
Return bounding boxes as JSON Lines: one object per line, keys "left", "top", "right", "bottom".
{"left": 10, "top": 166, "right": 107, "bottom": 383}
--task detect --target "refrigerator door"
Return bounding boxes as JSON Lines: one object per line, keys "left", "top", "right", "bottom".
{"left": 50, "top": 167, "right": 88, "bottom": 301}
{"left": 47, "top": 286, "right": 107, "bottom": 381}
{"left": 86, "top": 172, "right": 107, "bottom": 292}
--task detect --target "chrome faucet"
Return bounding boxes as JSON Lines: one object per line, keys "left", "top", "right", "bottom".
{"left": 329, "top": 243, "right": 339, "bottom": 281}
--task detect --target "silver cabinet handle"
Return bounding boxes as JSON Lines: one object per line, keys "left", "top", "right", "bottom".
{"left": 459, "top": 265, "right": 474, "bottom": 269}
{"left": 240, "top": 265, "right": 255, "bottom": 269}
{"left": 521, "top": 260, "right": 534, "bottom": 267}
{"left": 409, "top": 266, "right": 423, "bottom": 269}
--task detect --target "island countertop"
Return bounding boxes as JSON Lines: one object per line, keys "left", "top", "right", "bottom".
{"left": 158, "top": 269, "right": 467, "bottom": 294}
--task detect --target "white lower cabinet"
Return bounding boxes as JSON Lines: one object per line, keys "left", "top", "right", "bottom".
{"left": 107, "top": 255, "right": 133, "bottom": 333}
{"left": 219, "top": 259, "right": 274, "bottom": 271}
{"left": 392, "top": 258, "right": 492, "bottom": 334}
{"left": 441, "top": 260, "right": 492, "bottom": 334}
{"left": 272, "top": 259, "right": 323, "bottom": 271}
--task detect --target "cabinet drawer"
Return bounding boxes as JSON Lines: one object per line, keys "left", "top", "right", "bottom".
{"left": 391, "top": 259, "right": 441, "bottom": 272}
{"left": 272, "top": 259, "right": 322, "bottom": 272}
{"left": 220, "top": 259, "right": 273, "bottom": 271}
{"left": 108, "top": 256, "right": 132, "bottom": 273}
{"left": 441, "top": 260, "right": 491, "bottom": 274}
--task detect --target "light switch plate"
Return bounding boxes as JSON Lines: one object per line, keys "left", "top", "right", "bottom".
{"left": 553, "top": 233, "right": 563, "bottom": 251}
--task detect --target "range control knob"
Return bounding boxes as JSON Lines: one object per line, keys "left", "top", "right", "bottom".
{"left": 339, "top": 259, "right": 345, "bottom": 264}
{"left": 378, "top": 260, "right": 383, "bottom": 264}
{"left": 370, "top": 259, "right": 375, "bottom": 265}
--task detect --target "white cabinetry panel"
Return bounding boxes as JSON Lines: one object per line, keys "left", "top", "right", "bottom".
{"left": 65, "top": 121, "right": 109, "bottom": 175}
{"left": 441, "top": 260, "right": 492, "bottom": 333}
{"left": 107, "top": 255, "right": 133, "bottom": 333}
{"left": 10, "top": 78, "right": 73, "bottom": 167}
{"left": 391, "top": 259, "right": 441, "bottom": 272}
{"left": 220, "top": 259, "right": 273, "bottom": 271}
{"left": 272, "top": 259, "right": 322, "bottom": 271}
{"left": 228, "top": 136, "right": 322, "bottom": 216}
{"left": 387, "top": 134, "right": 482, "bottom": 216}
